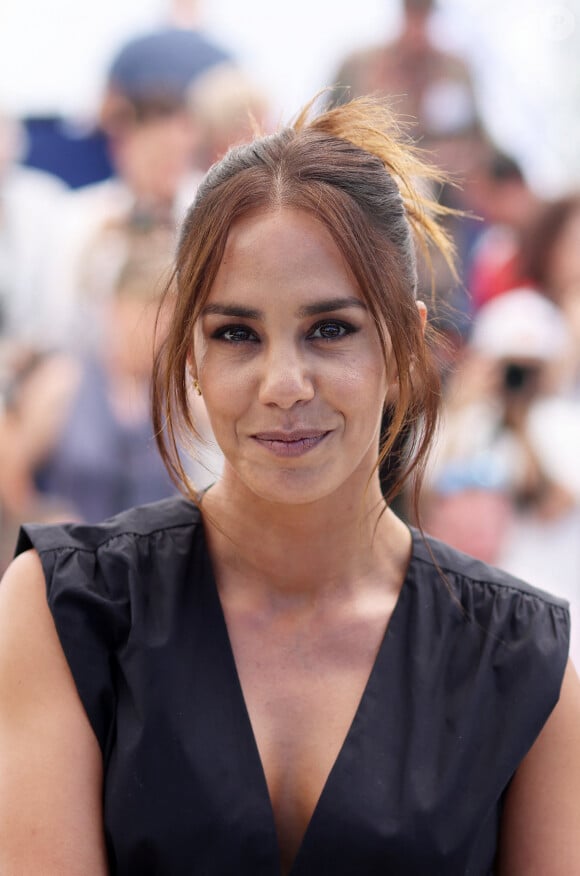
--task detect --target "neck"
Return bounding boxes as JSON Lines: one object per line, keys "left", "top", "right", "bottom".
{"left": 199, "top": 473, "right": 411, "bottom": 603}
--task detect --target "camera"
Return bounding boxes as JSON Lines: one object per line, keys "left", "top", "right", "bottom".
{"left": 502, "top": 362, "right": 541, "bottom": 394}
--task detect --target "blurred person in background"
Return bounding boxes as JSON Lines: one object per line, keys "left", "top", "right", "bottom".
{"left": 523, "top": 193, "right": 580, "bottom": 398}
{"left": 331, "top": 0, "right": 483, "bottom": 172}
{"left": 467, "top": 150, "right": 544, "bottom": 313}
{"left": 41, "top": 21, "right": 235, "bottom": 349}
{"left": 0, "top": 111, "right": 66, "bottom": 344}
{"left": 0, "top": 219, "right": 222, "bottom": 573}
{"left": 187, "top": 63, "right": 271, "bottom": 171}
{"left": 332, "top": 0, "right": 492, "bottom": 362}
{"left": 0, "top": 347, "right": 78, "bottom": 574}
{"left": 422, "top": 287, "right": 580, "bottom": 666}
{"left": 32, "top": 223, "right": 178, "bottom": 524}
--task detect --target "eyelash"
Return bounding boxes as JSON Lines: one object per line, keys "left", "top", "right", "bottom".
{"left": 308, "top": 319, "right": 357, "bottom": 341}
{"left": 212, "top": 324, "right": 259, "bottom": 343}
{"left": 211, "top": 320, "right": 358, "bottom": 344}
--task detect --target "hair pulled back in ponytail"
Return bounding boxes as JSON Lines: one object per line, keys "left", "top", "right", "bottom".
{"left": 152, "top": 94, "right": 457, "bottom": 514}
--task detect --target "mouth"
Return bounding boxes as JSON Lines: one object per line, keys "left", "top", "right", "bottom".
{"left": 251, "top": 430, "right": 332, "bottom": 458}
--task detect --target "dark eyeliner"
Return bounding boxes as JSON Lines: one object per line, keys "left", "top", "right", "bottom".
{"left": 307, "top": 319, "right": 358, "bottom": 340}
{"left": 211, "top": 324, "right": 259, "bottom": 343}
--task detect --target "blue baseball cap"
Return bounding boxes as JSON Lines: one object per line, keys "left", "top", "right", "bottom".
{"left": 107, "top": 28, "right": 233, "bottom": 106}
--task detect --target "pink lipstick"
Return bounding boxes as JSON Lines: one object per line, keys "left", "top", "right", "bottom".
{"left": 252, "top": 430, "right": 331, "bottom": 458}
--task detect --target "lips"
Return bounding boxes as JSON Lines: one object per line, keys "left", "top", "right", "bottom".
{"left": 251, "top": 429, "right": 331, "bottom": 458}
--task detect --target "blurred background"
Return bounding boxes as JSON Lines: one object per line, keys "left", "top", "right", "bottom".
{"left": 1, "top": 0, "right": 579, "bottom": 193}
{"left": 1, "top": 0, "right": 580, "bottom": 663}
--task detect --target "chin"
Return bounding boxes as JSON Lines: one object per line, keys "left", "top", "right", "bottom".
{"left": 233, "top": 462, "right": 358, "bottom": 508}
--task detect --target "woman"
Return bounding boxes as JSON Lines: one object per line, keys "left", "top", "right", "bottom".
{"left": 0, "top": 98, "right": 578, "bottom": 875}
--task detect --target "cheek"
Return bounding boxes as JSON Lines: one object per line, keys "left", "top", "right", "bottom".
{"left": 194, "top": 357, "right": 251, "bottom": 440}
{"left": 358, "top": 339, "right": 390, "bottom": 390}
{"left": 197, "top": 354, "right": 252, "bottom": 398}
{"left": 337, "top": 355, "right": 389, "bottom": 415}
{"left": 341, "top": 363, "right": 386, "bottom": 395}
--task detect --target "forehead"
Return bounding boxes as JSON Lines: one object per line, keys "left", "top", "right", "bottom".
{"left": 209, "top": 207, "right": 361, "bottom": 301}
{"left": 224, "top": 207, "right": 341, "bottom": 256}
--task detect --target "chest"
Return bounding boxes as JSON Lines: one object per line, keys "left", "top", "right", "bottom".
{"left": 102, "top": 568, "right": 515, "bottom": 875}
{"left": 221, "top": 606, "right": 392, "bottom": 873}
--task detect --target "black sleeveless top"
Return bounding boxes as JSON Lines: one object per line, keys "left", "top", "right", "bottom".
{"left": 16, "top": 496, "right": 569, "bottom": 875}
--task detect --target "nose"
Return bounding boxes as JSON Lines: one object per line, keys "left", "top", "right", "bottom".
{"left": 258, "top": 345, "right": 315, "bottom": 409}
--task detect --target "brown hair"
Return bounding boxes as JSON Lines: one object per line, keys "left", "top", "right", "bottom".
{"left": 152, "top": 96, "right": 456, "bottom": 514}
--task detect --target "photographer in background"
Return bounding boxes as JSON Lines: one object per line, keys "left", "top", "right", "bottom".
{"left": 422, "top": 288, "right": 580, "bottom": 666}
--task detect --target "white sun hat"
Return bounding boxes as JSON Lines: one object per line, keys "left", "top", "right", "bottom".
{"left": 469, "top": 287, "right": 572, "bottom": 362}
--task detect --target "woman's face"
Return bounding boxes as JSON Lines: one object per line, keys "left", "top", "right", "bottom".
{"left": 192, "top": 208, "right": 394, "bottom": 506}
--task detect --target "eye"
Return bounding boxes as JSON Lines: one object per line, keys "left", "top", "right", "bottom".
{"left": 308, "top": 320, "right": 356, "bottom": 340}
{"left": 212, "top": 324, "right": 259, "bottom": 343}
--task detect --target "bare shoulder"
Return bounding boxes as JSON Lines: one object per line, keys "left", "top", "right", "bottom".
{"left": 0, "top": 550, "right": 73, "bottom": 712}
{"left": 0, "top": 551, "right": 108, "bottom": 873}
{"left": 496, "top": 660, "right": 580, "bottom": 875}
{"left": 1, "top": 548, "right": 56, "bottom": 645}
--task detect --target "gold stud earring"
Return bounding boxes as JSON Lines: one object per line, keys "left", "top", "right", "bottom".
{"left": 193, "top": 378, "right": 202, "bottom": 397}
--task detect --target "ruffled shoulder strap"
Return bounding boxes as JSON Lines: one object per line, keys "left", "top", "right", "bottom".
{"left": 15, "top": 496, "right": 201, "bottom": 753}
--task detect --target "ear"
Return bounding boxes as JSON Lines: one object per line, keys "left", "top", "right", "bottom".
{"left": 186, "top": 347, "right": 197, "bottom": 380}
{"left": 416, "top": 300, "right": 428, "bottom": 336}
{"left": 384, "top": 341, "right": 400, "bottom": 409}
{"left": 384, "top": 300, "right": 428, "bottom": 408}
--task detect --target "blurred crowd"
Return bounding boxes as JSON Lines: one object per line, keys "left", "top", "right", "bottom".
{"left": 1, "top": 0, "right": 579, "bottom": 661}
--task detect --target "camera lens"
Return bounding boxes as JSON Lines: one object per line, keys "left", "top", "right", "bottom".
{"left": 503, "top": 362, "right": 541, "bottom": 394}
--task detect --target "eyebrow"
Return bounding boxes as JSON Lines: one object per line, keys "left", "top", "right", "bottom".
{"left": 201, "top": 297, "right": 367, "bottom": 320}
{"left": 299, "top": 297, "right": 367, "bottom": 317}
{"left": 202, "top": 303, "right": 262, "bottom": 319}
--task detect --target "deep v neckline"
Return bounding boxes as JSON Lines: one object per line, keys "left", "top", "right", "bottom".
{"left": 199, "top": 522, "right": 418, "bottom": 876}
